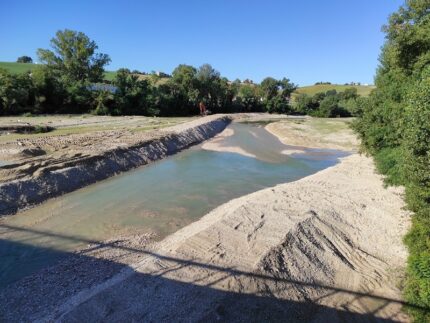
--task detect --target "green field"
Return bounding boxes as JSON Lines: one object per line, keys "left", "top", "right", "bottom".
{"left": 293, "top": 84, "right": 375, "bottom": 97}
{"left": 0, "top": 61, "right": 37, "bottom": 74}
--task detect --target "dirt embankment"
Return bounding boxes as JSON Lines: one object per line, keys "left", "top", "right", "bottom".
{"left": 0, "top": 115, "right": 231, "bottom": 216}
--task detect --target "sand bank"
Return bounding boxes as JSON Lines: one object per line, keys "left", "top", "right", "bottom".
{"left": 266, "top": 117, "right": 359, "bottom": 151}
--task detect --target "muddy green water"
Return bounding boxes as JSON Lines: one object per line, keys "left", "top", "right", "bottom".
{"left": 0, "top": 122, "right": 348, "bottom": 288}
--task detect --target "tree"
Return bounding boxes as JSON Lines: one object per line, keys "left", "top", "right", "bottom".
{"left": 295, "top": 94, "right": 318, "bottom": 115}
{"left": 312, "top": 92, "right": 326, "bottom": 103}
{"left": 31, "top": 65, "right": 66, "bottom": 113}
{"left": 0, "top": 69, "right": 34, "bottom": 115}
{"left": 37, "top": 29, "right": 111, "bottom": 83}
{"left": 16, "top": 56, "right": 33, "bottom": 63}
{"left": 265, "top": 95, "right": 291, "bottom": 114}
{"left": 238, "top": 84, "right": 261, "bottom": 111}
{"left": 169, "top": 64, "right": 199, "bottom": 114}
{"left": 196, "top": 64, "right": 221, "bottom": 109}
{"left": 279, "top": 78, "right": 297, "bottom": 98}
{"left": 352, "top": 1, "right": 430, "bottom": 320}
{"left": 260, "top": 77, "right": 279, "bottom": 100}
{"left": 339, "top": 87, "right": 358, "bottom": 100}
{"left": 313, "top": 94, "right": 350, "bottom": 117}
{"left": 113, "top": 68, "right": 154, "bottom": 116}
{"left": 313, "top": 95, "right": 339, "bottom": 117}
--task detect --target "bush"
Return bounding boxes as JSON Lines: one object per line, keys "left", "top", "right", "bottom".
{"left": 373, "top": 147, "right": 405, "bottom": 186}
{"left": 16, "top": 56, "right": 33, "bottom": 63}
{"left": 352, "top": 2, "right": 430, "bottom": 320}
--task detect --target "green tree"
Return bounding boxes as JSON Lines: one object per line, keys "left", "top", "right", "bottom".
{"left": 92, "top": 90, "right": 114, "bottom": 115}
{"left": 294, "top": 94, "right": 318, "bottom": 115}
{"left": 16, "top": 56, "right": 33, "bottom": 63}
{"left": 113, "top": 68, "right": 154, "bottom": 116}
{"left": 238, "top": 84, "right": 261, "bottom": 111}
{"left": 0, "top": 69, "right": 34, "bottom": 115}
{"left": 196, "top": 63, "right": 222, "bottom": 110}
{"left": 353, "top": 1, "right": 430, "bottom": 320}
{"left": 279, "top": 78, "right": 297, "bottom": 98}
{"left": 37, "top": 29, "right": 111, "bottom": 83}
{"left": 260, "top": 77, "right": 279, "bottom": 100}
{"left": 31, "top": 65, "right": 66, "bottom": 113}
{"left": 339, "top": 87, "right": 358, "bottom": 100}
{"left": 169, "top": 64, "right": 199, "bottom": 114}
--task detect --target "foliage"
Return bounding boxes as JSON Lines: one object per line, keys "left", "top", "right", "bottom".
{"left": 112, "top": 68, "right": 153, "bottom": 115}
{"left": 37, "top": 29, "right": 111, "bottom": 84}
{"left": 16, "top": 56, "right": 33, "bottom": 63}
{"left": 293, "top": 88, "right": 359, "bottom": 117}
{"left": 1, "top": 29, "right": 346, "bottom": 118}
{"left": 237, "top": 84, "right": 262, "bottom": 112}
{"left": 0, "top": 68, "right": 34, "bottom": 115}
{"left": 352, "top": 1, "right": 430, "bottom": 320}
{"left": 259, "top": 77, "right": 297, "bottom": 114}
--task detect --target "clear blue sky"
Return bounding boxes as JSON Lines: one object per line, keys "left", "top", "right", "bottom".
{"left": 1, "top": 0, "right": 403, "bottom": 85}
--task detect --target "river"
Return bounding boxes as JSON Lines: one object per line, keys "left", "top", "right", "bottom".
{"left": 0, "top": 122, "right": 348, "bottom": 288}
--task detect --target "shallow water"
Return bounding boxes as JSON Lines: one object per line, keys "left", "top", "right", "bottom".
{"left": 0, "top": 122, "right": 348, "bottom": 288}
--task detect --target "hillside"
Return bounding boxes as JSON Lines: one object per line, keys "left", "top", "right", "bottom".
{"left": 294, "top": 84, "right": 375, "bottom": 97}
{"left": 0, "top": 61, "right": 37, "bottom": 74}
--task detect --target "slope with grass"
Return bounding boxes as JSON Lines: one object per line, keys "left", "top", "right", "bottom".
{"left": 294, "top": 84, "right": 375, "bottom": 97}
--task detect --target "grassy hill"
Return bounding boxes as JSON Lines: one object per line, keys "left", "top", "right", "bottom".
{"left": 294, "top": 84, "right": 375, "bottom": 97}
{"left": 0, "top": 61, "right": 37, "bottom": 74}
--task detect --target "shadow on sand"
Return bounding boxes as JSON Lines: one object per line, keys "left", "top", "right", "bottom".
{"left": 0, "top": 223, "right": 428, "bottom": 322}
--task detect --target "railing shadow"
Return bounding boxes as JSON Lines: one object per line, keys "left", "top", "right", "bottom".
{"left": 0, "top": 223, "right": 428, "bottom": 322}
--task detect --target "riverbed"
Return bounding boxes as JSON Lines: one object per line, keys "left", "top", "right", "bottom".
{"left": 0, "top": 121, "right": 347, "bottom": 288}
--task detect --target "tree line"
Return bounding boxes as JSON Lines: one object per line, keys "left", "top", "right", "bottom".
{"left": 1, "top": 29, "right": 368, "bottom": 117}
{"left": 295, "top": 88, "right": 365, "bottom": 117}
{"left": 352, "top": 0, "right": 430, "bottom": 320}
{"left": 0, "top": 29, "right": 303, "bottom": 116}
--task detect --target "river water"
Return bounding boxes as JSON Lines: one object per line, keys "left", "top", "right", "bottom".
{"left": 0, "top": 122, "right": 348, "bottom": 288}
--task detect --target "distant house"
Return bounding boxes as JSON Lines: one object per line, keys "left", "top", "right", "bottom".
{"left": 155, "top": 71, "right": 171, "bottom": 78}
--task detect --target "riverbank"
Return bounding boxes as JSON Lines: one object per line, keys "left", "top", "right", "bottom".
{"left": 0, "top": 115, "right": 231, "bottom": 216}
{"left": 0, "top": 116, "right": 412, "bottom": 322}
{"left": 266, "top": 117, "right": 359, "bottom": 151}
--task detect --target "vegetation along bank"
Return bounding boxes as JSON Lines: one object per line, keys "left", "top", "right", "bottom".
{"left": 352, "top": 1, "right": 430, "bottom": 321}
